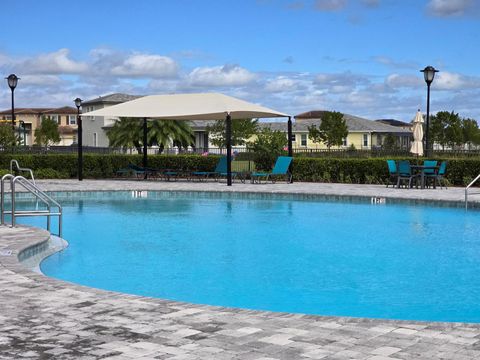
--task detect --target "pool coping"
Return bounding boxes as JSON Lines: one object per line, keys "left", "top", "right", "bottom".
{"left": 1, "top": 180, "right": 480, "bottom": 359}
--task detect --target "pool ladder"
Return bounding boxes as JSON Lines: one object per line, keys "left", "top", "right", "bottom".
{"left": 1, "top": 174, "right": 62, "bottom": 237}
{"left": 465, "top": 173, "right": 480, "bottom": 210}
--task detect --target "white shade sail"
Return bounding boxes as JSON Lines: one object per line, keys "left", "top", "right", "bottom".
{"left": 81, "top": 92, "right": 288, "bottom": 120}
{"left": 410, "top": 110, "right": 424, "bottom": 156}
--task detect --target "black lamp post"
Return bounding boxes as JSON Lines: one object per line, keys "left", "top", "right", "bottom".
{"left": 6, "top": 74, "right": 19, "bottom": 131}
{"left": 420, "top": 66, "right": 439, "bottom": 157}
{"left": 74, "top": 98, "right": 83, "bottom": 181}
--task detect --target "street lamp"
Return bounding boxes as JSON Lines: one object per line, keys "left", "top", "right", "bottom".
{"left": 420, "top": 66, "right": 439, "bottom": 157}
{"left": 5, "top": 74, "right": 19, "bottom": 131}
{"left": 74, "top": 97, "right": 83, "bottom": 181}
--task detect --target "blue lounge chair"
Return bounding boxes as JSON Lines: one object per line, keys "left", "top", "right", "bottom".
{"left": 191, "top": 156, "right": 227, "bottom": 181}
{"left": 386, "top": 160, "right": 398, "bottom": 188}
{"left": 116, "top": 164, "right": 156, "bottom": 179}
{"left": 250, "top": 156, "right": 292, "bottom": 184}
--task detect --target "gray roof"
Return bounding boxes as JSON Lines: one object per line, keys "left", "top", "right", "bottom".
{"left": 291, "top": 112, "right": 411, "bottom": 134}
{"left": 82, "top": 93, "right": 143, "bottom": 106}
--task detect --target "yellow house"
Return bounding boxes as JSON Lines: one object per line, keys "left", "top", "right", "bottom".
{"left": 0, "top": 106, "right": 78, "bottom": 145}
{"left": 285, "top": 110, "right": 412, "bottom": 150}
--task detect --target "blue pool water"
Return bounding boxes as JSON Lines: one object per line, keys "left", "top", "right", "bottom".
{"left": 20, "top": 191, "right": 480, "bottom": 322}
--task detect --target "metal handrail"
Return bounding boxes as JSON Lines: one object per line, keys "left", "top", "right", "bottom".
{"left": 465, "top": 173, "right": 480, "bottom": 210}
{"left": 10, "top": 160, "right": 35, "bottom": 185}
{"left": 1, "top": 174, "right": 62, "bottom": 236}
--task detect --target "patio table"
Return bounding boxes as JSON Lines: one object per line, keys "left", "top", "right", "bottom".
{"left": 410, "top": 165, "right": 439, "bottom": 189}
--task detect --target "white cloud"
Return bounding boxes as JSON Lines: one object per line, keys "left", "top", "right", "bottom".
{"left": 426, "top": 0, "right": 472, "bottom": 17}
{"left": 386, "top": 74, "right": 423, "bottom": 88}
{"left": 264, "top": 76, "right": 304, "bottom": 92}
{"left": 188, "top": 64, "right": 256, "bottom": 87}
{"left": 111, "top": 54, "right": 178, "bottom": 78}
{"left": 314, "top": 0, "right": 346, "bottom": 11}
{"left": 434, "top": 71, "right": 480, "bottom": 90}
{"left": 23, "top": 48, "right": 88, "bottom": 75}
{"left": 20, "top": 75, "right": 64, "bottom": 87}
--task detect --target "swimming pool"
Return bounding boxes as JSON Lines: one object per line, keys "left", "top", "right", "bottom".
{"left": 20, "top": 191, "right": 480, "bottom": 323}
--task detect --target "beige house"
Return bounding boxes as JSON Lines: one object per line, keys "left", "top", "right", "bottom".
{"left": 0, "top": 106, "right": 78, "bottom": 145}
{"left": 290, "top": 111, "right": 412, "bottom": 150}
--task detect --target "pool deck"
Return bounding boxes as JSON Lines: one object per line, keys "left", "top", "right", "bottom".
{"left": 1, "top": 180, "right": 480, "bottom": 359}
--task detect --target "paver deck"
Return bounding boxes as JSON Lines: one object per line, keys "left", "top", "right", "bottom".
{"left": 1, "top": 180, "right": 480, "bottom": 359}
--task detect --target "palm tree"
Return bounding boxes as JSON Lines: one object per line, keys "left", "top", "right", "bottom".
{"left": 106, "top": 117, "right": 194, "bottom": 154}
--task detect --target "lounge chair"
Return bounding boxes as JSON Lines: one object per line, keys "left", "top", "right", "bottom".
{"left": 250, "top": 156, "right": 292, "bottom": 184}
{"left": 191, "top": 156, "right": 227, "bottom": 181}
{"left": 396, "top": 160, "right": 418, "bottom": 188}
{"left": 116, "top": 164, "right": 156, "bottom": 179}
{"left": 426, "top": 161, "right": 447, "bottom": 189}
{"left": 386, "top": 160, "right": 398, "bottom": 188}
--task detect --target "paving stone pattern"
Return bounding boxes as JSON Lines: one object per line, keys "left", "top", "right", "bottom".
{"left": 1, "top": 180, "right": 480, "bottom": 359}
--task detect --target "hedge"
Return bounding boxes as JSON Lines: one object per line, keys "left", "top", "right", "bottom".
{"left": 0, "top": 154, "right": 219, "bottom": 179}
{"left": 1, "top": 153, "right": 480, "bottom": 186}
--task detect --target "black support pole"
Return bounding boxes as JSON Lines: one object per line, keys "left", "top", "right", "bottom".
{"left": 287, "top": 116, "right": 293, "bottom": 157}
{"left": 287, "top": 116, "right": 293, "bottom": 183}
{"left": 143, "top": 117, "right": 148, "bottom": 178}
{"left": 425, "top": 83, "right": 431, "bottom": 158}
{"left": 10, "top": 90, "right": 15, "bottom": 131}
{"left": 226, "top": 113, "right": 232, "bottom": 186}
{"left": 77, "top": 109, "right": 83, "bottom": 181}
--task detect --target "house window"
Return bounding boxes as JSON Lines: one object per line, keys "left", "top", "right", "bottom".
{"left": 290, "top": 133, "right": 296, "bottom": 142}
{"left": 93, "top": 132, "right": 98, "bottom": 147}
{"left": 363, "top": 134, "right": 368, "bottom": 147}
{"left": 49, "top": 115, "right": 59, "bottom": 123}
{"left": 300, "top": 134, "right": 307, "bottom": 147}
{"left": 68, "top": 115, "right": 77, "bottom": 125}
{"left": 342, "top": 138, "right": 347, "bottom": 146}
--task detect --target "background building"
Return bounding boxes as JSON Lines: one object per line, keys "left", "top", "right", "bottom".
{"left": 0, "top": 106, "right": 78, "bottom": 145}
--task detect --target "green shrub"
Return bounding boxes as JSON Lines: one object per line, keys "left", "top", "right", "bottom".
{"left": 0, "top": 153, "right": 220, "bottom": 179}
{"left": 0, "top": 153, "right": 479, "bottom": 186}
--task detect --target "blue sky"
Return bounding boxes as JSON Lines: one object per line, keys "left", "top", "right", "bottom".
{"left": 1, "top": 0, "right": 479, "bottom": 121}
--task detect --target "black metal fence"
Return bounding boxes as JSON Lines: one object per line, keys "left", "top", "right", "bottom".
{"left": 2, "top": 146, "right": 480, "bottom": 158}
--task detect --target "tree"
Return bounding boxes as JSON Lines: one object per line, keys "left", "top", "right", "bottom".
{"left": 462, "top": 118, "right": 480, "bottom": 149}
{"left": 382, "top": 133, "right": 398, "bottom": 150}
{"left": 0, "top": 124, "right": 17, "bottom": 149}
{"left": 34, "top": 116, "right": 60, "bottom": 147}
{"left": 429, "top": 112, "right": 447, "bottom": 149}
{"left": 247, "top": 126, "right": 287, "bottom": 171}
{"left": 206, "top": 118, "right": 258, "bottom": 148}
{"left": 106, "top": 117, "right": 194, "bottom": 154}
{"left": 443, "top": 111, "right": 463, "bottom": 149}
{"left": 307, "top": 111, "right": 348, "bottom": 149}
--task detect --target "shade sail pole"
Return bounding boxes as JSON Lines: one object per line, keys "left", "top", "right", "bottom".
{"left": 143, "top": 117, "right": 148, "bottom": 179}
{"left": 287, "top": 116, "right": 293, "bottom": 157}
{"left": 287, "top": 116, "right": 293, "bottom": 183}
{"left": 226, "top": 113, "right": 232, "bottom": 186}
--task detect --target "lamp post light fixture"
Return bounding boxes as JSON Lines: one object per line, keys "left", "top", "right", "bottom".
{"left": 420, "top": 66, "right": 439, "bottom": 157}
{"left": 5, "top": 74, "right": 19, "bottom": 131}
{"left": 74, "top": 97, "right": 83, "bottom": 181}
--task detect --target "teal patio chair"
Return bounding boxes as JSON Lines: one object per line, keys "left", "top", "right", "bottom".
{"left": 396, "top": 160, "right": 418, "bottom": 188}
{"left": 250, "top": 156, "right": 293, "bottom": 184}
{"left": 426, "top": 161, "right": 447, "bottom": 189}
{"left": 191, "top": 156, "right": 227, "bottom": 181}
{"left": 422, "top": 160, "right": 438, "bottom": 188}
{"left": 386, "top": 160, "right": 398, "bottom": 188}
